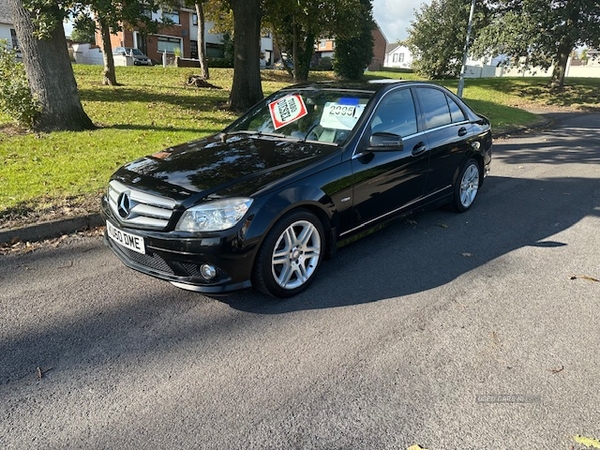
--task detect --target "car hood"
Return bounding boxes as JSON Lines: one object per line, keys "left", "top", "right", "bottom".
{"left": 112, "top": 134, "right": 339, "bottom": 201}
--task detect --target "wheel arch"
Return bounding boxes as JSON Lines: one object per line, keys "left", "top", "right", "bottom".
{"left": 248, "top": 184, "right": 339, "bottom": 261}
{"left": 453, "top": 152, "right": 485, "bottom": 188}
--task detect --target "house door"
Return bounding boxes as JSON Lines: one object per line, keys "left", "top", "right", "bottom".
{"left": 134, "top": 32, "right": 148, "bottom": 55}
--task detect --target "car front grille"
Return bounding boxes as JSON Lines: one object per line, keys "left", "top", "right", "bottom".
{"left": 108, "top": 180, "right": 177, "bottom": 230}
{"left": 122, "top": 246, "right": 175, "bottom": 275}
{"left": 114, "top": 245, "right": 230, "bottom": 284}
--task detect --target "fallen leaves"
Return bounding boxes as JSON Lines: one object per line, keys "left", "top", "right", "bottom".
{"left": 36, "top": 366, "right": 52, "bottom": 380}
{"left": 548, "top": 365, "right": 564, "bottom": 374}
{"left": 574, "top": 435, "right": 600, "bottom": 448}
{"left": 0, "top": 227, "right": 104, "bottom": 256}
{"left": 570, "top": 275, "right": 600, "bottom": 282}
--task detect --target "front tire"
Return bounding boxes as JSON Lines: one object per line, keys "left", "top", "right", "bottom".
{"left": 253, "top": 209, "right": 325, "bottom": 298}
{"left": 451, "top": 158, "right": 481, "bottom": 212}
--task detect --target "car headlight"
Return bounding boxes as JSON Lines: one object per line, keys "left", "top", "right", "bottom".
{"left": 175, "top": 198, "right": 253, "bottom": 232}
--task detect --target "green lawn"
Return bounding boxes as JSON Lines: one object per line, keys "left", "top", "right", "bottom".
{"left": 1, "top": 65, "right": 598, "bottom": 227}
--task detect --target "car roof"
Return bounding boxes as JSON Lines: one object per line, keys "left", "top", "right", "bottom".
{"left": 280, "top": 79, "right": 452, "bottom": 96}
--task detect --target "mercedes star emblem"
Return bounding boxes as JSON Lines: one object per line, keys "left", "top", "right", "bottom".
{"left": 117, "top": 192, "right": 132, "bottom": 218}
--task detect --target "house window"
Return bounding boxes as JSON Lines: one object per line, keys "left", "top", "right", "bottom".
{"left": 163, "top": 10, "right": 180, "bottom": 25}
{"left": 192, "top": 13, "right": 198, "bottom": 26}
{"left": 141, "top": 6, "right": 153, "bottom": 19}
{"left": 157, "top": 36, "right": 182, "bottom": 54}
{"left": 319, "top": 40, "right": 327, "bottom": 49}
{"left": 10, "top": 29, "right": 18, "bottom": 50}
{"left": 392, "top": 54, "right": 398, "bottom": 62}
{"left": 190, "top": 40, "right": 198, "bottom": 59}
{"left": 399, "top": 53, "right": 405, "bottom": 63}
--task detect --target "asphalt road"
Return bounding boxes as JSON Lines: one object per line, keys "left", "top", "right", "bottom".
{"left": 1, "top": 112, "right": 599, "bottom": 450}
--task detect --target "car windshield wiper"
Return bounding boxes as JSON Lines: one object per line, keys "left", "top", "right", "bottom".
{"left": 220, "top": 130, "right": 298, "bottom": 141}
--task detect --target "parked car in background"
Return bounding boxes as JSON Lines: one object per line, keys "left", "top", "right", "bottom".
{"left": 274, "top": 52, "right": 294, "bottom": 71}
{"left": 112, "top": 47, "right": 153, "bottom": 66}
{"left": 101, "top": 80, "right": 493, "bottom": 298}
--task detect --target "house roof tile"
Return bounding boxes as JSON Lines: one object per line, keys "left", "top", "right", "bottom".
{"left": 386, "top": 43, "right": 403, "bottom": 53}
{"left": 0, "top": 0, "right": 12, "bottom": 25}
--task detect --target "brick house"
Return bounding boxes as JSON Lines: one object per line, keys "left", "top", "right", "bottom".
{"left": 369, "top": 25, "right": 387, "bottom": 70}
{"left": 312, "top": 23, "right": 388, "bottom": 71}
{"left": 99, "top": 6, "right": 273, "bottom": 66}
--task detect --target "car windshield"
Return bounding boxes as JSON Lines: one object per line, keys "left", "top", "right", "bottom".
{"left": 130, "top": 49, "right": 145, "bottom": 56}
{"left": 227, "top": 88, "right": 373, "bottom": 145}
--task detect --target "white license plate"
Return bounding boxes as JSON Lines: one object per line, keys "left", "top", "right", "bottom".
{"left": 106, "top": 221, "right": 146, "bottom": 255}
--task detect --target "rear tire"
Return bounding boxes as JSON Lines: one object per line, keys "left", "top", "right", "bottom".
{"left": 252, "top": 209, "right": 325, "bottom": 298}
{"left": 451, "top": 158, "right": 481, "bottom": 212}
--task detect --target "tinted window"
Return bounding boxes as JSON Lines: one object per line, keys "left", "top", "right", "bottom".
{"left": 370, "top": 89, "right": 418, "bottom": 137}
{"left": 448, "top": 97, "right": 466, "bottom": 123}
{"left": 417, "top": 88, "right": 452, "bottom": 130}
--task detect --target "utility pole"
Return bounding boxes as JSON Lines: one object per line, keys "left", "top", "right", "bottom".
{"left": 457, "top": 0, "right": 476, "bottom": 98}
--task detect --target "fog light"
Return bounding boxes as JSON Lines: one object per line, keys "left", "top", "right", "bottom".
{"left": 200, "top": 264, "right": 217, "bottom": 280}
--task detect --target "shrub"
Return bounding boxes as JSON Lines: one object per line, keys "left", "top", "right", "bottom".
{"left": 0, "top": 40, "right": 40, "bottom": 129}
{"left": 316, "top": 57, "right": 333, "bottom": 71}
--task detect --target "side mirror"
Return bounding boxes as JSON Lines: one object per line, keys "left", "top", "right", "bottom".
{"left": 368, "top": 132, "right": 404, "bottom": 152}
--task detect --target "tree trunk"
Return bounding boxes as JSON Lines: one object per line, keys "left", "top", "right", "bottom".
{"left": 99, "top": 17, "right": 118, "bottom": 86}
{"left": 228, "top": 0, "right": 263, "bottom": 112}
{"left": 8, "top": 0, "right": 94, "bottom": 132}
{"left": 195, "top": 2, "right": 209, "bottom": 79}
{"left": 292, "top": 22, "right": 298, "bottom": 81}
{"left": 295, "top": 32, "right": 315, "bottom": 81}
{"left": 551, "top": 40, "right": 572, "bottom": 89}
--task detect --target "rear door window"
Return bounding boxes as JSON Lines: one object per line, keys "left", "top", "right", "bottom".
{"left": 416, "top": 88, "right": 452, "bottom": 130}
{"left": 448, "top": 96, "right": 467, "bottom": 123}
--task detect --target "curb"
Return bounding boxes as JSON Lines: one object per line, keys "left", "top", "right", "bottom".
{"left": 0, "top": 213, "right": 104, "bottom": 245}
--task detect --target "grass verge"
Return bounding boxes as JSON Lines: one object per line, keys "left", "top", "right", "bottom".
{"left": 1, "top": 66, "right": 598, "bottom": 229}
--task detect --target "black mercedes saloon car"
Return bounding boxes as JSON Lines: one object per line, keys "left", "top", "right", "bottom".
{"left": 101, "top": 80, "right": 492, "bottom": 297}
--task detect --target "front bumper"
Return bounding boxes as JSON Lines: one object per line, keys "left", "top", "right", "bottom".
{"left": 101, "top": 201, "right": 256, "bottom": 294}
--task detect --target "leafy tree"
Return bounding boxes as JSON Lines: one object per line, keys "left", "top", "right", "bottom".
{"left": 406, "top": 0, "right": 489, "bottom": 79}
{"left": 69, "top": 15, "right": 96, "bottom": 44}
{"left": 581, "top": 48, "right": 589, "bottom": 66}
{"left": 7, "top": 0, "right": 94, "bottom": 131}
{"left": 472, "top": 0, "right": 600, "bottom": 88}
{"left": 0, "top": 39, "right": 40, "bottom": 128}
{"left": 333, "top": 0, "right": 374, "bottom": 80}
{"left": 264, "top": 0, "right": 371, "bottom": 81}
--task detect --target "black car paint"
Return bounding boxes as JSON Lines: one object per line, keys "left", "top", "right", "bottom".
{"left": 101, "top": 81, "right": 492, "bottom": 294}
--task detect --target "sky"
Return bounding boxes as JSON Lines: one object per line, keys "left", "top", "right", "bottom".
{"left": 372, "top": 0, "right": 430, "bottom": 43}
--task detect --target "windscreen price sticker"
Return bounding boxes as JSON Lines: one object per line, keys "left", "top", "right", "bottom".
{"left": 320, "top": 102, "right": 366, "bottom": 130}
{"left": 268, "top": 95, "right": 308, "bottom": 129}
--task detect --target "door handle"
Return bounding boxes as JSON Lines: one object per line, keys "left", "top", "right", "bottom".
{"left": 458, "top": 127, "right": 468, "bottom": 137}
{"left": 412, "top": 142, "right": 427, "bottom": 156}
